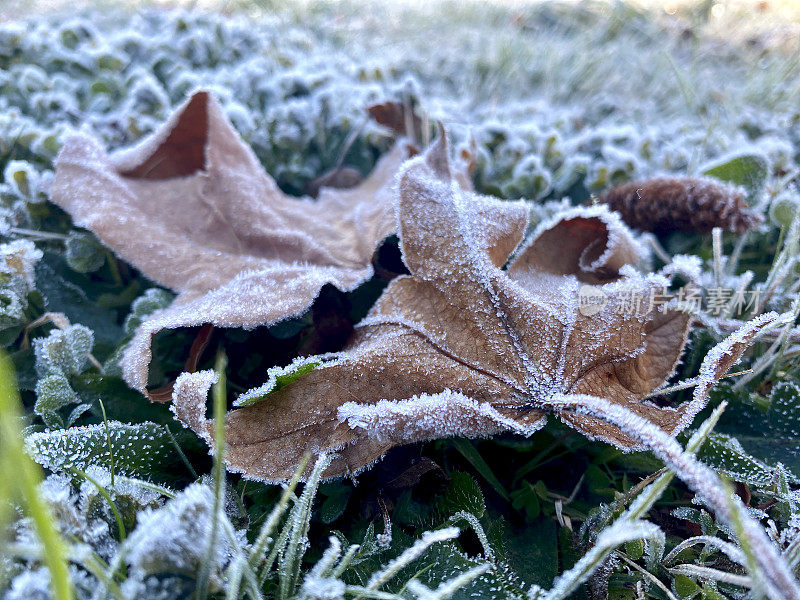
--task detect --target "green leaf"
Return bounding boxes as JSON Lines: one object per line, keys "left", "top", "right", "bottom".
{"left": 318, "top": 482, "right": 352, "bottom": 524}
{"left": 769, "top": 193, "right": 800, "bottom": 228}
{"left": 624, "top": 538, "right": 644, "bottom": 561}
{"left": 585, "top": 464, "right": 614, "bottom": 496}
{"left": 64, "top": 231, "right": 105, "bottom": 273}
{"left": 701, "top": 583, "right": 726, "bottom": 600}
{"left": 34, "top": 372, "right": 77, "bottom": 414}
{"left": 25, "top": 421, "right": 177, "bottom": 480}
{"left": 768, "top": 381, "right": 800, "bottom": 438}
{"left": 708, "top": 383, "right": 800, "bottom": 478}
{"left": 502, "top": 518, "right": 559, "bottom": 589}
{"left": 71, "top": 372, "right": 174, "bottom": 425}
{"left": 66, "top": 403, "right": 92, "bottom": 426}
{"left": 701, "top": 152, "right": 768, "bottom": 199}
{"left": 33, "top": 324, "right": 94, "bottom": 377}
{"left": 339, "top": 522, "right": 393, "bottom": 586}
{"left": 97, "top": 280, "right": 142, "bottom": 310}
{"left": 727, "top": 434, "right": 800, "bottom": 479}
{"left": 697, "top": 432, "right": 775, "bottom": 486}
{"left": 392, "top": 488, "right": 433, "bottom": 528}
{"left": 511, "top": 481, "right": 541, "bottom": 521}
{"left": 674, "top": 573, "right": 701, "bottom": 598}
{"left": 405, "top": 541, "right": 524, "bottom": 599}
{"left": 234, "top": 357, "right": 320, "bottom": 407}
{"left": 0, "top": 289, "right": 26, "bottom": 345}
{"left": 10, "top": 347, "right": 37, "bottom": 391}
{"left": 4, "top": 161, "right": 36, "bottom": 198}
{"left": 438, "top": 471, "right": 486, "bottom": 518}
{"left": 35, "top": 254, "right": 121, "bottom": 353}
{"left": 123, "top": 288, "right": 174, "bottom": 336}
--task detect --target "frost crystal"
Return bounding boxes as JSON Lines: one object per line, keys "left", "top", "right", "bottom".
{"left": 33, "top": 324, "right": 94, "bottom": 377}
{"left": 4, "top": 568, "right": 52, "bottom": 600}
{"left": 3, "top": 160, "right": 40, "bottom": 201}
{"left": 79, "top": 465, "right": 163, "bottom": 511}
{"left": 0, "top": 238, "right": 43, "bottom": 293}
{"left": 34, "top": 372, "right": 77, "bottom": 415}
{"left": 235, "top": 356, "right": 321, "bottom": 407}
{"left": 171, "top": 370, "right": 219, "bottom": 443}
{"left": 661, "top": 254, "right": 703, "bottom": 284}
{"left": 15, "top": 473, "right": 118, "bottom": 562}
{"left": 338, "top": 390, "right": 543, "bottom": 443}
{"left": 125, "top": 483, "right": 243, "bottom": 584}
{"left": 299, "top": 576, "right": 346, "bottom": 600}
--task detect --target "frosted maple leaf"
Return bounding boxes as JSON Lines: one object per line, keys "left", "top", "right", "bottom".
{"left": 169, "top": 135, "right": 766, "bottom": 482}
{"left": 50, "top": 90, "right": 416, "bottom": 395}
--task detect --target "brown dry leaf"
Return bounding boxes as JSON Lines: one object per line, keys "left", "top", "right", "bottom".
{"left": 51, "top": 90, "right": 416, "bottom": 395}
{"left": 367, "top": 100, "right": 424, "bottom": 141}
{"left": 169, "top": 134, "right": 769, "bottom": 483}
{"left": 509, "top": 207, "right": 643, "bottom": 284}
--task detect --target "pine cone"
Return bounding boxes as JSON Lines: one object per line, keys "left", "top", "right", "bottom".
{"left": 595, "top": 177, "right": 763, "bottom": 234}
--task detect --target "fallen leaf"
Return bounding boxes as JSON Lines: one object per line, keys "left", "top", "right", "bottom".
{"left": 51, "top": 90, "right": 415, "bottom": 396}
{"left": 367, "top": 100, "right": 424, "bottom": 142}
{"left": 509, "top": 203, "right": 643, "bottom": 284}
{"left": 169, "top": 134, "right": 748, "bottom": 483}
{"left": 382, "top": 457, "right": 444, "bottom": 490}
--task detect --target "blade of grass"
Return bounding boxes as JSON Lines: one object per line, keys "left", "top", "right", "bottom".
{"left": 0, "top": 351, "right": 74, "bottom": 600}
{"left": 163, "top": 423, "right": 198, "bottom": 480}
{"left": 548, "top": 394, "right": 800, "bottom": 600}
{"left": 278, "top": 453, "right": 332, "bottom": 599}
{"left": 98, "top": 399, "right": 115, "bottom": 487}
{"left": 248, "top": 453, "right": 309, "bottom": 572}
{"left": 196, "top": 351, "right": 228, "bottom": 600}
{"left": 450, "top": 438, "right": 509, "bottom": 501}
{"left": 542, "top": 404, "right": 725, "bottom": 600}
{"left": 69, "top": 467, "right": 126, "bottom": 541}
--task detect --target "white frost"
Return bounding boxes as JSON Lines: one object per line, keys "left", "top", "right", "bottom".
{"left": 339, "top": 390, "right": 545, "bottom": 444}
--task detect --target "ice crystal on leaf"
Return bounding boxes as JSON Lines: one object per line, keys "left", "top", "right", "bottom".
{"left": 13, "top": 473, "right": 118, "bottom": 564}
{"left": 33, "top": 324, "right": 94, "bottom": 377}
{"left": 122, "top": 288, "right": 175, "bottom": 337}
{"left": 125, "top": 483, "right": 244, "bottom": 586}
{"left": 3, "top": 160, "right": 45, "bottom": 203}
{"left": 0, "top": 239, "right": 43, "bottom": 297}
{"left": 64, "top": 230, "right": 105, "bottom": 273}
{"left": 51, "top": 90, "right": 415, "bottom": 396}
{"left": 26, "top": 421, "right": 175, "bottom": 477}
{"left": 166, "top": 134, "right": 767, "bottom": 483}
{"left": 234, "top": 356, "right": 322, "bottom": 407}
